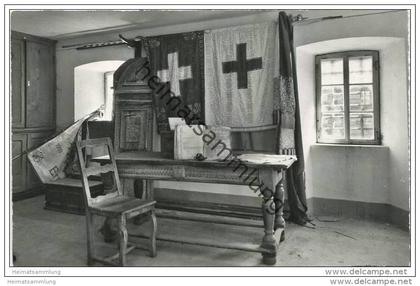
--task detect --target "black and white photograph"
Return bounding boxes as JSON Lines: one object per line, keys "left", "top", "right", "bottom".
{"left": 2, "top": 2, "right": 416, "bottom": 285}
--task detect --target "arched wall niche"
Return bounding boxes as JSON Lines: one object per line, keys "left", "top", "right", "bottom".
{"left": 74, "top": 60, "right": 125, "bottom": 121}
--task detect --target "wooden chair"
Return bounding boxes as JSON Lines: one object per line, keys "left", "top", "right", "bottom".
{"left": 76, "top": 137, "right": 157, "bottom": 266}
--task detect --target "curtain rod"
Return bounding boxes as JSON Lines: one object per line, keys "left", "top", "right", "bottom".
{"left": 291, "top": 9, "right": 406, "bottom": 25}
{"left": 61, "top": 9, "right": 406, "bottom": 50}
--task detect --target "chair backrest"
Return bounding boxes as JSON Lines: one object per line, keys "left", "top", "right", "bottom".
{"left": 76, "top": 137, "right": 122, "bottom": 206}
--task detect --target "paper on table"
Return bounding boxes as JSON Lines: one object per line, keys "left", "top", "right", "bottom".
{"left": 174, "top": 125, "right": 232, "bottom": 161}
{"left": 174, "top": 125, "right": 204, "bottom": 160}
{"left": 236, "top": 153, "right": 297, "bottom": 164}
{"left": 203, "top": 126, "right": 232, "bottom": 161}
{"left": 169, "top": 117, "right": 187, "bottom": 130}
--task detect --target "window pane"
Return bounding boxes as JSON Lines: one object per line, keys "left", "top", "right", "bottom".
{"left": 349, "top": 85, "right": 374, "bottom": 112}
{"left": 320, "top": 85, "right": 345, "bottom": 140}
{"left": 320, "top": 113, "right": 345, "bottom": 140}
{"left": 350, "top": 113, "right": 374, "bottom": 140}
{"left": 321, "top": 86, "right": 344, "bottom": 112}
{"left": 321, "top": 58, "right": 343, "bottom": 85}
{"left": 103, "top": 72, "right": 114, "bottom": 121}
{"left": 349, "top": 56, "right": 373, "bottom": 84}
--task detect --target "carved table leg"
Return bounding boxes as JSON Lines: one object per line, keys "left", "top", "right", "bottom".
{"left": 146, "top": 180, "right": 154, "bottom": 200}
{"left": 118, "top": 215, "right": 128, "bottom": 266}
{"left": 133, "top": 179, "right": 154, "bottom": 225}
{"left": 259, "top": 169, "right": 279, "bottom": 265}
{"left": 274, "top": 169, "right": 286, "bottom": 239}
{"left": 133, "top": 179, "right": 154, "bottom": 200}
{"left": 133, "top": 179, "right": 144, "bottom": 199}
{"left": 149, "top": 210, "right": 157, "bottom": 257}
{"left": 123, "top": 178, "right": 136, "bottom": 197}
{"left": 261, "top": 197, "right": 277, "bottom": 265}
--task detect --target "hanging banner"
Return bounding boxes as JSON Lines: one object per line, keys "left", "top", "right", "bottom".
{"left": 204, "top": 22, "right": 279, "bottom": 128}
{"left": 147, "top": 31, "right": 205, "bottom": 132}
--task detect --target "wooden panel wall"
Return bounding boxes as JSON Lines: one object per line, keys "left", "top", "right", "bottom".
{"left": 11, "top": 31, "right": 56, "bottom": 200}
{"left": 12, "top": 134, "right": 27, "bottom": 194}
{"left": 11, "top": 38, "right": 25, "bottom": 128}
{"left": 25, "top": 40, "right": 55, "bottom": 129}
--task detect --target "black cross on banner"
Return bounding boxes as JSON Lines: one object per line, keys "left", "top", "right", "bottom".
{"left": 222, "top": 43, "right": 263, "bottom": 89}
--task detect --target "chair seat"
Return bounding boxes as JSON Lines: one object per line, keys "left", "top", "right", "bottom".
{"left": 90, "top": 195, "right": 155, "bottom": 217}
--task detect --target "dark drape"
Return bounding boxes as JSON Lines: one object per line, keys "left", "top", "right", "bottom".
{"left": 277, "top": 12, "right": 309, "bottom": 225}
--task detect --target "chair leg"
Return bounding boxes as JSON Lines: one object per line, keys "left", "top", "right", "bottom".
{"left": 118, "top": 215, "right": 128, "bottom": 266}
{"left": 85, "top": 212, "right": 95, "bottom": 266}
{"left": 149, "top": 210, "right": 157, "bottom": 257}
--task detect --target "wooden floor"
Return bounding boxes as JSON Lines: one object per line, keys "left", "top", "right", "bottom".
{"left": 11, "top": 196, "right": 410, "bottom": 267}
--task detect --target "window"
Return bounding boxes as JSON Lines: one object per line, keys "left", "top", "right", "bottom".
{"left": 316, "top": 51, "right": 380, "bottom": 144}
{"left": 103, "top": 71, "right": 115, "bottom": 121}
{"left": 74, "top": 60, "right": 124, "bottom": 121}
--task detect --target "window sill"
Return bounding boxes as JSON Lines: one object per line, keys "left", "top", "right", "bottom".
{"left": 312, "top": 143, "right": 388, "bottom": 149}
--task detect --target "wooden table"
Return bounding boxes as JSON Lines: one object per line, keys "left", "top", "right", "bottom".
{"left": 94, "top": 151, "right": 296, "bottom": 265}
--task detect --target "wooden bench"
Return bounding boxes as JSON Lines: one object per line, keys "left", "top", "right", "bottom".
{"left": 44, "top": 177, "right": 104, "bottom": 215}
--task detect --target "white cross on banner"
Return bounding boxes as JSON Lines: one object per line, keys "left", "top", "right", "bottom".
{"left": 157, "top": 52, "right": 192, "bottom": 97}
{"left": 147, "top": 31, "right": 205, "bottom": 132}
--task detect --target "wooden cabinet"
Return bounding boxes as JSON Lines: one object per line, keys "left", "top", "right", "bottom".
{"left": 112, "top": 58, "right": 154, "bottom": 199}
{"left": 11, "top": 31, "right": 56, "bottom": 200}
{"left": 25, "top": 40, "right": 55, "bottom": 128}
{"left": 117, "top": 107, "right": 153, "bottom": 152}
{"left": 113, "top": 58, "right": 153, "bottom": 154}
{"left": 12, "top": 134, "right": 27, "bottom": 194}
{"left": 11, "top": 38, "right": 25, "bottom": 128}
